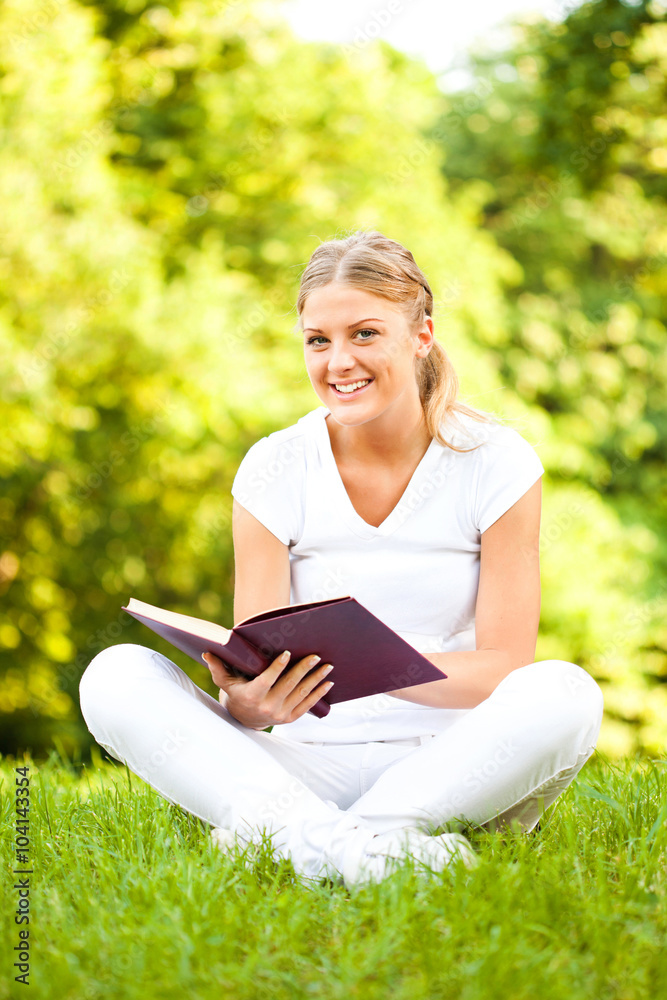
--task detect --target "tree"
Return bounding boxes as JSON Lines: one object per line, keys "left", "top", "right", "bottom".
{"left": 432, "top": 0, "right": 667, "bottom": 752}
{"left": 1, "top": 0, "right": 519, "bottom": 755}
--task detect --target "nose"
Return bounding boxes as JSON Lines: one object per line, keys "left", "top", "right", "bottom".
{"left": 327, "top": 340, "right": 357, "bottom": 375}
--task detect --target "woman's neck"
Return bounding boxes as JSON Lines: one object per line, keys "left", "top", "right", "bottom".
{"left": 325, "top": 400, "right": 431, "bottom": 468}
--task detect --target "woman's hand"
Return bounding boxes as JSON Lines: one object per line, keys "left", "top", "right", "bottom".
{"left": 202, "top": 649, "right": 334, "bottom": 730}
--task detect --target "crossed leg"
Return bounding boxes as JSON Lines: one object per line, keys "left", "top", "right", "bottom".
{"left": 345, "top": 660, "right": 604, "bottom": 835}
{"left": 79, "top": 645, "right": 603, "bottom": 881}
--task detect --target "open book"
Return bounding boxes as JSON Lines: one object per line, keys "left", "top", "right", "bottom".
{"left": 122, "top": 596, "right": 447, "bottom": 719}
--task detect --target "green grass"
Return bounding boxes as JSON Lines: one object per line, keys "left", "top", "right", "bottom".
{"left": 1, "top": 748, "right": 666, "bottom": 1000}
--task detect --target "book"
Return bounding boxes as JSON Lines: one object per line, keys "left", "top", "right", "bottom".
{"left": 121, "top": 595, "right": 447, "bottom": 719}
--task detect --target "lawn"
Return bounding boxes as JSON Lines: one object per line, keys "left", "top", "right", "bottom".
{"left": 1, "top": 748, "right": 665, "bottom": 999}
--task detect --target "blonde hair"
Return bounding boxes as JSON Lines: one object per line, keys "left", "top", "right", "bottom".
{"left": 295, "top": 229, "right": 497, "bottom": 452}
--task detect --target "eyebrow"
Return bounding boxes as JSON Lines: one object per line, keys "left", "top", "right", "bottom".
{"left": 303, "top": 318, "right": 386, "bottom": 334}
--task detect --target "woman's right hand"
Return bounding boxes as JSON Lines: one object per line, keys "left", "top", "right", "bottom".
{"left": 202, "top": 649, "right": 335, "bottom": 730}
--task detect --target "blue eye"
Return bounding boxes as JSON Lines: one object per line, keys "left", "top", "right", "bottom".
{"left": 305, "top": 329, "right": 377, "bottom": 346}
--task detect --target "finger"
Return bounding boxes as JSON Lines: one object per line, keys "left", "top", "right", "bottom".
{"left": 273, "top": 654, "right": 325, "bottom": 697}
{"left": 290, "top": 676, "right": 335, "bottom": 719}
{"left": 282, "top": 661, "right": 333, "bottom": 712}
{"left": 265, "top": 653, "right": 320, "bottom": 698}
{"left": 252, "top": 649, "right": 294, "bottom": 692}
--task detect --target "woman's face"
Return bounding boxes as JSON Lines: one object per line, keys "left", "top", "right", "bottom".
{"left": 301, "top": 282, "right": 433, "bottom": 429}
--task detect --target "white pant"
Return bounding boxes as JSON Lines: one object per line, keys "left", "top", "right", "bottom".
{"left": 79, "top": 644, "right": 604, "bottom": 883}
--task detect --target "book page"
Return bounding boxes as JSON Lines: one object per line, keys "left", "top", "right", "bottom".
{"left": 125, "top": 599, "right": 233, "bottom": 644}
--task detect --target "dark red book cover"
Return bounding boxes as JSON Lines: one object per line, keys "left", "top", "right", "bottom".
{"left": 122, "top": 596, "right": 447, "bottom": 719}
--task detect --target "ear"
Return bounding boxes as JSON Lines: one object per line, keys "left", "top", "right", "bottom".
{"left": 414, "top": 317, "right": 434, "bottom": 358}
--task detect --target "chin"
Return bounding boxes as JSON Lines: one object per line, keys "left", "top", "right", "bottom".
{"left": 328, "top": 405, "right": 382, "bottom": 426}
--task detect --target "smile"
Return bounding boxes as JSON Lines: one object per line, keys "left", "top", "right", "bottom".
{"left": 329, "top": 378, "right": 374, "bottom": 398}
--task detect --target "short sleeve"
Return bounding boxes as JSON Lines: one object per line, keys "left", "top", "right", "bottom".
{"left": 473, "top": 425, "right": 545, "bottom": 534}
{"left": 231, "top": 432, "right": 306, "bottom": 546}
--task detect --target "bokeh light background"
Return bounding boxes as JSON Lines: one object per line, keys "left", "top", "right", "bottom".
{"left": 1, "top": 0, "right": 666, "bottom": 758}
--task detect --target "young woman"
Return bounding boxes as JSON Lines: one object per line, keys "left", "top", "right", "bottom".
{"left": 79, "top": 230, "right": 604, "bottom": 890}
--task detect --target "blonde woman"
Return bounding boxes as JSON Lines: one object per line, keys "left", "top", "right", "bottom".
{"left": 79, "top": 230, "right": 603, "bottom": 890}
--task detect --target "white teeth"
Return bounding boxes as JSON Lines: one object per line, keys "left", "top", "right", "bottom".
{"left": 333, "top": 379, "right": 371, "bottom": 394}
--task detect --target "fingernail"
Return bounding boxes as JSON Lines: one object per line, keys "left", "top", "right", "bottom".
{"left": 201, "top": 653, "right": 208, "bottom": 662}
{"left": 323, "top": 664, "right": 333, "bottom": 674}
{"left": 310, "top": 655, "right": 322, "bottom": 665}
{"left": 280, "top": 650, "right": 291, "bottom": 662}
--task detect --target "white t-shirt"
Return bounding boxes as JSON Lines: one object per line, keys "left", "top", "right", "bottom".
{"left": 231, "top": 405, "right": 544, "bottom": 744}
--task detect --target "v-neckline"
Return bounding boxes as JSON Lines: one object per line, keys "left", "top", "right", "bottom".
{"left": 315, "top": 407, "right": 442, "bottom": 539}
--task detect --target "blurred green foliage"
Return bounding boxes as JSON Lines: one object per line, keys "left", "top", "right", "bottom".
{"left": 1, "top": 0, "right": 665, "bottom": 757}
{"left": 431, "top": 0, "right": 667, "bottom": 751}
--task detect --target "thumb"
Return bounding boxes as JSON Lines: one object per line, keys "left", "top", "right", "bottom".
{"left": 202, "top": 652, "right": 240, "bottom": 690}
